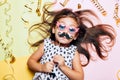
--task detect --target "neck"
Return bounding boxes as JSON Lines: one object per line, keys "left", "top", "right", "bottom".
{"left": 54, "top": 40, "right": 69, "bottom": 47}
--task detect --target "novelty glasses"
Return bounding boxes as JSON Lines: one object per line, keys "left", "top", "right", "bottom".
{"left": 56, "top": 22, "right": 79, "bottom": 34}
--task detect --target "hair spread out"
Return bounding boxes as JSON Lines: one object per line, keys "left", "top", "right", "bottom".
{"left": 28, "top": 2, "right": 116, "bottom": 66}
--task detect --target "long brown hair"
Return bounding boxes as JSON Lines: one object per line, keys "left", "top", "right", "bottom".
{"left": 28, "top": 2, "right": 116, "bottom": 66}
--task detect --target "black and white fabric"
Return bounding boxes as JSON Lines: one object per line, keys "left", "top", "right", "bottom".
{"left": 33, "top": 38, "right": 77, "bottom": 80}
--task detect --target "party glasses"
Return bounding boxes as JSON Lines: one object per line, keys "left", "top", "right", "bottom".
{"left": 56, "top": 22, "right": 79, "bottom": 34}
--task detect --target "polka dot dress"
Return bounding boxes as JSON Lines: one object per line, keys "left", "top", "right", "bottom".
{"left": 33, "top": 38, "right": 77, "bottom": 80}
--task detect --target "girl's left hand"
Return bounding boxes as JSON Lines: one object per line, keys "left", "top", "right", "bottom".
{"left": 53, "top": 55, "right": 65, "bottom": 67}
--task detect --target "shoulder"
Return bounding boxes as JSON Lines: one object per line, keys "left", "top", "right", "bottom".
{"left": 38, "top": 38, "right": 51, "bottom": 51}
{"left": 44, "top": 37, "right": 51, "bottom": 44}
{"left": 37, "top": 42, "right": 44, "bottom": 54}
{"left": 70, "top": 45, "right": 77, "bottom": 50}
{"left": 74, "top": 50, "right": 80, "bottom": 57}
{"left": 73, "top": 51, "right": 80, "bottom": 61}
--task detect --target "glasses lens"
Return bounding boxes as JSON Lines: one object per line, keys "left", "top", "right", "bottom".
{"left": 57, "top": 22, "right": 79, "bottom": 34}
{"left": 69, "top": 27, "right": 76, "bottom": 33}
{"left": 59, "top": 24, "right": 66, "bottom": 30}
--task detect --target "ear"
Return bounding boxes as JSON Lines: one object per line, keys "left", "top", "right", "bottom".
{"left": 74, "top": 33, "right": 79, "bottom": 40}
{"left": 52, "top": 27, "right": 55, "bottom": 33}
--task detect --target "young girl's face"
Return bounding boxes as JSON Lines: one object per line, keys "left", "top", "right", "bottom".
{"left": 52, "top": 17, "right": 79, "bottom": 45}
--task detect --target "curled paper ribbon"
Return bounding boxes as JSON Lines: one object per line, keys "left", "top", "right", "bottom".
{"left": 3, "top": 53, "right": 16, "bottom": 80}
{"left": 36, "top": 0, "right": 42, "bottom": 16}
{"left": 3, "top": 74, "right": 16, "bottom": 80}
{"left": 0, "top": 0, "right": 7, "bottom": 6}
{"left": 59, "top": 0, "right": 69, "bottom": 7}
{"left": 113, "top": 3, "right": 120, "bottom": 26}
{"left": 4, "top": 53, "right": 16, "bottom": 64}
{"left": 90, "top": 0, "right": 107, "bottom": 16}
{"left": 117, "top": 70, "right": 120, "bottom": 80}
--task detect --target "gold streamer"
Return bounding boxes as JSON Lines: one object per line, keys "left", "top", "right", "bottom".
{"left": 59, "top": 0, "right": 70, "bottom": 7}
{"left": 36, "top": 0, "right": 42, "bottom": 16}
{"left": 4, "top": 53, "right": 15, "bottom": 64}
{"left": 78, "top": 0, "right": 84, "bottom": 9}
{"left": 90, "top": 0, "right": 107, "bottom": 16}
{"left": 21, "top": 0, "right": 38, "bottom": 27}
{"left": 113, "top": 3, "right": 120, "bottom": 26}
{"left": 0, "top": 0, "right": 7, "bottom": 6}
{"left": 0, "top": 36, "right": 8, "bottom": 53}
{"left": 0, "top": 1, "right": 16, "bottom": 79}
{"left": 3, "top": 53, "right": 16, "bottom": 80}
{"left": 78, "top": 3, "right": 81, "bottom": 9}
{"left": 0, "top": 36, "right": 16, "bottom": 80}
{"left": 117, "top": 70, "right": 120, "bottom": 80}
{"left": 3, "top": 74, "right": 16, "bottom": 80}
{"left": 21, "top": 4, "right": 32, "bottom": 26}
{"left": 4, "top": 2, "right": 13, "bottom": 45}
{"left": 24, "top": 4, "right": 32, "bottom": 12}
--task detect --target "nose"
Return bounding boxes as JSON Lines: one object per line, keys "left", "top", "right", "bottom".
{"left": 64, "top": 27, "right": 69, "bottom": 33}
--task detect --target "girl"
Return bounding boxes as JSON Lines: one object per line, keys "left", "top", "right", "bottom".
{"left": 27, "top": 5, "right": 116, "bottom": 80}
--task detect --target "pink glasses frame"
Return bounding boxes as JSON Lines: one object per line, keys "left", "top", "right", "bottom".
{"left": 56, "top": 21, "right": 79, "bottom": 33}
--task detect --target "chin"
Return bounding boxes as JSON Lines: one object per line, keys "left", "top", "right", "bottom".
{"left": 58, "top": 38, "right": 72, "bottom": 44}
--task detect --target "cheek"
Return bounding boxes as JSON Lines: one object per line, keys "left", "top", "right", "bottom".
{"left": 73, "top": 33, "right": 79, "bottom": 40}
{"left": 70, "top": 32, "right": 77, "bottom": 36}
{"left": 55, "top": 29, "right": 63, "bottom": 34}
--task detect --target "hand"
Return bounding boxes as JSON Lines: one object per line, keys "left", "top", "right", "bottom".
{"left": 42, "top": 61, "right": 54, "bottom": 73}
{"left": 53, "top": 55, "right": 65, "bottom": 67}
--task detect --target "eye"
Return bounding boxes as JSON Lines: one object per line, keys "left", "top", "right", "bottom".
{"left": 59, "top": 24, "right": 66, "bottom": 30}
{"left": 69, "top": 27, "right": 76, "bottom": 33}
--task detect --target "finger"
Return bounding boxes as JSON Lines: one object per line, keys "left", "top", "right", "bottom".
{"left": 53, "top": 55, "right": 59, "bottom": 60}
{"left": 49, "top": 64, "right": 54, "bottom": 68}
{"left": 50, "top": 61, "right": 54, "bottom": 66}
{"left": 49, "top": 65, "right": 54, "bottom": 72}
